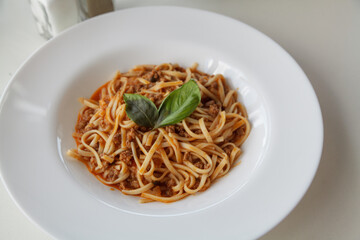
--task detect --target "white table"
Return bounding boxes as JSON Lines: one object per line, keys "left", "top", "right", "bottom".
{"left": 1, "top": 0, "right": 359, "bottom": 239}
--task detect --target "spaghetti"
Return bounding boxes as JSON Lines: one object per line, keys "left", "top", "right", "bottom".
{"left": 67, "top": 63, "right": 250, "bottom": 203}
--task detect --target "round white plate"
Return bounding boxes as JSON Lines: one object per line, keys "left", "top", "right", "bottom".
{"left": 0, "top": 6, "right": 323, "bottom": 240}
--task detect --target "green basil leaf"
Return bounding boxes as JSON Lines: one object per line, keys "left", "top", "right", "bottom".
{"left": 155, "top": 79, "right": 201, "bottom": 128}
{"left": 123, "top": 93, "right": 159, "bottom": 128}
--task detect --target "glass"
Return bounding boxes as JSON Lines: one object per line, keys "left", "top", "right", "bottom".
{"left": 29, "top": 0, "right": 114, "bottom": 39}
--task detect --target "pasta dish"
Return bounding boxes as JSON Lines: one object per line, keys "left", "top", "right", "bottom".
{"left": 67, "top": 63, "right": 250, "bottom": 203}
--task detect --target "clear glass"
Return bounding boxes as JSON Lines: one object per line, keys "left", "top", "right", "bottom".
{"left": 29, "top": 0, "right": 53, "bottom": 39}
{"left": 29, "top": 0, "right": 80, "bottom": 39}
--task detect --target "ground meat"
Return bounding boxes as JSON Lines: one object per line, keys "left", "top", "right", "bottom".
{"left": 165, "top": 126, "right": 175, "bottom": 133}
{"left": 101, "top": 160, "right": 110, "bottom": 170}
{"left": 128, "top": 168, "right": 140, "bottom": 188}
{"left": 114, "top": 80, "right": 122, "bottom": 91}
{"left": 89, "top": 157, "right": 109, "bottom": 173}
{"left": 99, "top": 119, "right": 109, "bottom": 130}
{"left": 126, "top": 128, "right": 139, "bottom": 148}
{"left": 75, "top": 108, "right": 94, "bottom": 132}
{"left": 88, "top": 157, "right": 96, "bottom": 171}
{"left": 194, "top": 129, "right": 202, "bottom": 134}
{"left": 137, "top": 126, "right": 149, "bottom": 132}
{"left": 142, "top": 69, "right": 160, "bottom": 82}
{"left": 151, "top": 177, "right": 176, "bottom": 197}
{"left": 201, "top": 95, "right": 211, "bottom": 104}
{"left": 166, "top": 178, "right": 176, "bottom": 188}
{"left": 75, "top": 121, "right": 86, "bottom": 131}
{"left": 223, "top": 146, "right": 232, "bottom": 156}
{"left": 150, "top": 70, "right": 160, "bottom": 82}
{"left": 209, "top": 103, "right": 220, "bottom": 117}
{"left": 194, "top": 161, "right": 205, "bottom": 169}
{"left": 160, "top": 184, "right": 173, "bottom": 197}
{"left": 83, "top": 108, "right": 95, "bottom": 120}
{"left": 194, "top": 179, "right": 202, "bottom": 189}
{"left": 152, "top": 181, "right": 161, "bottom": 186}
{"left": 128, "top": 128, "right": 138, "bottom": 141}
{"left": 162, "top": 188, "right": 173, "bottom": 197}
{"left": 128, "top": 178, "right": 140, "bottom": 189}
{"left": 153, "top": 158, "right": 163, "bottom": 168}
{"left": 183, "top": 152, "right": 192, "bottom": 162}
{"left": 204, "top": 100, "right": 215, "bottom": 107}
{"left": 174, "top": 66, "right": 186, "bottom": 73}
{"left": 235, "top": 126, "right": 245, "bottom": 136}
{"left": 113, "top": 132, "right": 121, "bottom": 146}
{"left": 149, "top": 93, "right": 164, "bottom": 104}
{"left": 186, "top": 153, "right": 205, "bottom": 169}
{"left": 175, "top": 125, "right": 189, "bottom": 137}
{"left": 119, "top": 150, "right": 133, "bottom": 165}
{"left": 134, "top": 83, "right": 142, "bottom": 92}
{"left": 119, "top": 166, "right": 140, "bottom": 190}
{"left": 99, "top": 99, "right": 109, "bottom": 109}
{"left": 126, "top": 85, "right": 135, "bottom": 93}
{"left": 199, "top": 76, "right": 208, "bottom": 85}
{"left": 209, "top": 81, "right": 218, "bottom": 93}
{"left": 103, "top": 166, "right": 119, "bottom": 182}
{"left": 119, "top": 181, "right": 126, "bottom": 190}
{"left": 229, "top": 126, "right": 246, "bottom": 143}
{"left": 164, "top": 86, "right": 176, "bottom": 92}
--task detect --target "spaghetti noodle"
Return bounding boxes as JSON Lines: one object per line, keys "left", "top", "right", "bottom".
{"left": 67, "top": 63, "right": 250, "bottom": 203}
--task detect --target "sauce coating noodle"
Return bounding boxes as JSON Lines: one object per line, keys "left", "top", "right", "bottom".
{"left": 67, "top": 63, "right": 250, "bottom": 203}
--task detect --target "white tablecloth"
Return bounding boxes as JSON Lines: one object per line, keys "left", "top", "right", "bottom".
{"left": 1, "top": 0, "right": 359, "bottom": 239}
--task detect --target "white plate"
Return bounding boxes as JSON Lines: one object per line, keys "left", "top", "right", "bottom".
{"left": 0, "top": 6, "right": 323, "bottom": 240}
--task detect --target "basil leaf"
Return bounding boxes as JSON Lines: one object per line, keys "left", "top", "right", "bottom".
{"left": 155, "top": 79, "right": 201, "bottom": 128}
{"left": 123, "top": 94, "right": 159, "bottom": 128}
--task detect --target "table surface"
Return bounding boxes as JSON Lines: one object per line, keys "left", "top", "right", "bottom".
{"left": 1, "top": 0, "right": 359, "bottom": 239}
